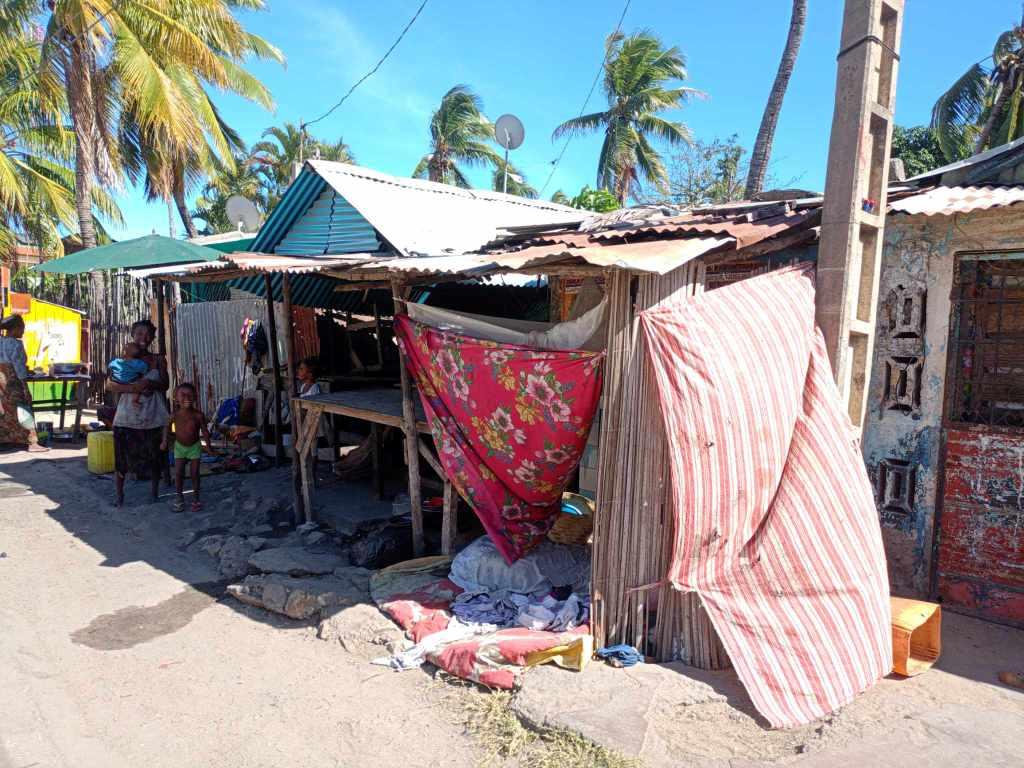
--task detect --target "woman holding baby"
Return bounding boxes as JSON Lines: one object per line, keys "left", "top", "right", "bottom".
{"left": 106, "top": 319, "right": 169, "bottom": 507}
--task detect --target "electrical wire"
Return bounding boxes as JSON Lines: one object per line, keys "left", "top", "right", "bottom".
{"left": 539, "top": 0, "right": 632, "bottom": 197}
{"left": 302, "top": 0, "right": 429, "bottom": 130}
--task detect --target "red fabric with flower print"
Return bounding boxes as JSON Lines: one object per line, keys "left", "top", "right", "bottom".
{"left": 394, "top": 315, "right": 604, "bottom": 563}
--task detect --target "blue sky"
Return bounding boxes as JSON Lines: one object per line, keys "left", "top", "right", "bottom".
{"left": 113, "top": 0, "right": 1019, "bottom": 239}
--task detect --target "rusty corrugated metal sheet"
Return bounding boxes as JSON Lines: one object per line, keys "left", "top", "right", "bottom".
{"left": 588, "top": 208, "right": 820, "bottom": 248}
{"left": 888, "top": 185, "right": 1024, "bottom": 216}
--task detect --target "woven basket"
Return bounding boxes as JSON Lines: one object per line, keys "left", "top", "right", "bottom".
{"left": 548, "top": 492, "right": 594, "bottom": 546}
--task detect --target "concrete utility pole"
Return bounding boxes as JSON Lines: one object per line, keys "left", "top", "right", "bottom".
{"left": 817, "top": 0, "right": 904, "bottom": 430}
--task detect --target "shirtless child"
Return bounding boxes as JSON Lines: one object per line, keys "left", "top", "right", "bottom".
{"left": 161, "top": 383, "right": 214, "bottom": 513}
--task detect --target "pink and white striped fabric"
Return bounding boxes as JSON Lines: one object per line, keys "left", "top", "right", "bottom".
{"left": 640, "top": 265, "right": 892, "bottom": 728}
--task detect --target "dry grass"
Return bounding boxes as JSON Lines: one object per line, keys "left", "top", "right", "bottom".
{"left": 435, "top": 674, "right": 642, "bottom": 768}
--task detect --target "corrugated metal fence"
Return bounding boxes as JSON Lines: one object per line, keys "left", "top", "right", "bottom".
{"left": 174, "top": 298, "right": 286, "bottom": 415}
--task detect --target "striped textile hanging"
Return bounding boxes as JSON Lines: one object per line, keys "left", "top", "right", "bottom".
{"left": 640, "top": 264, "right": 892, "bottom": 728}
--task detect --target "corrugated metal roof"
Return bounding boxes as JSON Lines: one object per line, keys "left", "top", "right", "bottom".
{"left": 305, "top": 160, "right": 585, "bottom": 256}
{"left": 274, "top": 186, "right": 380, "bottom": 256}
{"left": 587, "top": 208, "right": 819, "bottom": 248}
{"left": 887, "top": 185, "right": 1024, "bottom": 216}
{"left": 905, "top": 136, "right": 1024, "bottom": 184}
{"left": 349, "top": 237, "right": 733, "bottom": 277}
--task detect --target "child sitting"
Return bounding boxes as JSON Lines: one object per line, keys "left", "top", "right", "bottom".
{"left": 161, "top": 382, "right": 214, "bottom": 513}
{"left": 109, "top": 342, "right": 150, "bottom": 405}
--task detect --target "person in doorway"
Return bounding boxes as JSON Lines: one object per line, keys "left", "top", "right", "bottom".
{"left": 0, "top": 315, "right": 47, "bottom": 452}
{"left": 107, "top": 320, "right": 169, "bottom": 507}
{"left": 297, "top": 358, "right": 323, "bottom": 399}
{"left": 162, "top": 382, "right": 213, "bottom": 513}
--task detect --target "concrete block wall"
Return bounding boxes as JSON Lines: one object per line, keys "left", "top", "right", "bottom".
{"left": 862, "top": 206, "right": 1024, "bottom": 596}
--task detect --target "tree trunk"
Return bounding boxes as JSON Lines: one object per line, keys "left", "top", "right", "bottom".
{"left": 68, "top": 41, "right": 98, "bottom": 249}
{"left": 174, "top": 187, "right": 198, "bottom": 238}
{"left": 975, "top": 76, "right": 1014, "bottom": 153}
{"left": 744, "top": 0, "right": 807, "bottom": 199}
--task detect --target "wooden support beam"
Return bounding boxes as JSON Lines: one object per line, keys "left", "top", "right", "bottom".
{"left": 281, "top": 273, "right": 298, "bottom": 397}
{"left": 291, "top": 401, "right": 304, "bottom": 523}
{"left": 264, "top": 273, "right": 284, "bottom": 467}
{"left": 417, "top": 438, "right": 443, "bottom": 478}
{"left": 155, "top": 279, "right": 167, "bottom": 356}
{"left": 441, "top": 481, "right": 457, "bottom": 555}
{"left": 392, "top": 280, "right": 424, "bottom": 557}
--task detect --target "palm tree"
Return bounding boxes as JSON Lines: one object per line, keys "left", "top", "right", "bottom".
{"left": 38, "top": 1, "right": 281, "bottom": 248}
{"left": 744, "top": 0, "right": 806, "bottom": 199}
{"left": 252, "top": 122, "right": 355, "bottom": 208}
{"left": 932, "top": 18, "right": 1024, "bottom": 160}
{"left": 192, "top": 152, "right": 267, "bottom": 234}
{"left": 550, "top": 190, "right": 571, "bottom": 205}
{"left": 1, "top": 7, "right": 120, "bottom": 256}
{"left": 491, "top": 159, "right": 537, "bottom": 198}
{"left": 553, "top": 31, "right": 701, "bottom": 204}
{"left": 413, "top": 85, "right": 502, "bottom": 187}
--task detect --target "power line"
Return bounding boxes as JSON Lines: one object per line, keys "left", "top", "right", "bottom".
{"left": 539, "top": 0, "right": 632, "bottom": 197}
{"left": 302, "top": 0, "right": 429, "bottom": 131}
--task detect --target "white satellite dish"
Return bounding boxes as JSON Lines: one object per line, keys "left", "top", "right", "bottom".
{"left": 494, "top": 114, "right": 524, "bottom": 150}
{"left": 225, "top": 195, "right": 261, "bottom": 233}
{"left": 494, "top": 114, "right": 525, "bottom": 194}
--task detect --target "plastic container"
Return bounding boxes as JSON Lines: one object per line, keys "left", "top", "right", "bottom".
{"left": 87, "top": 430, "right": 116, "bottom": 474}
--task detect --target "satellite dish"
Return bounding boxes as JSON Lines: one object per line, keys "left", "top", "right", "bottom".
{"left": 494, "top": 114, "right": 524, "bottom": 150}
{"left": 225, "top": 195, "right": 261, "bottom": 233}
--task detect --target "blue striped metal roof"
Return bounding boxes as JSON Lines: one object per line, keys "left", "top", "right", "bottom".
{"left": 250, "top": 168, "right": 381, "bottom": 256}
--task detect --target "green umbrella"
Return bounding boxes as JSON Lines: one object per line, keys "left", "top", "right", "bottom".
{"left": 32, "top": 234, "right": 223, "bottom": 275}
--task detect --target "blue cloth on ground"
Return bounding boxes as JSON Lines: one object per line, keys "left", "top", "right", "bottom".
{"left": 109, "top": 357, "right": 149, "bottom": 384}
{"left": 595, "top": 644, "right": 643, "bottom": 667}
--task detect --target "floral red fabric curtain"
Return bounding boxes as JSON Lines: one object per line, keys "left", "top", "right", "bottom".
{"left": 394, "top": 315, "right": 604, "bottom": 563}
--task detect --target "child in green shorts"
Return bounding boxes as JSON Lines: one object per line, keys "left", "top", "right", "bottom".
{"left": 161, "top": 382, "right": 214, "bottom": 512}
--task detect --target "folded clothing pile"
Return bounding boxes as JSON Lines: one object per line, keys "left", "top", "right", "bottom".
{"left": 448, "top": 536, "right": 591, "bottom": 632}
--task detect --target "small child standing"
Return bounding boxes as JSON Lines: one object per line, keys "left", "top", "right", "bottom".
{"left": 161, "top": 382, "right": 214, "bottom": 513}
{"left": 109, "top": 342, "right": 150, "bottom": 405}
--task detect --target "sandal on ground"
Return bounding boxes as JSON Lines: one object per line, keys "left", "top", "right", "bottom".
{"left": 27, "top": 444, "right": 50, "bottom": 453}
{"left": 172, "top": 498, "right": 185, "bottom": 513}
{"left": 191, "top": 500, "right": 203, "bottom": 513}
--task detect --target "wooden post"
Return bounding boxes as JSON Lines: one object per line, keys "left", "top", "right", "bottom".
{"left": 281, "top": 273, "right": 298, "bottom": 396}
{"left": 264, "top": 273, "right": 284, "bottom": 467}
{"left": 291, "top": 400, "right": 304, "bottom": 523}
{"left": 392, "top": 280, "right": 424, "bottom": 556}
{"left": 155, "top": 279, "right": 167, "bottom": 356}
{"left": 167, "top": 283, "right": 180, "bottom": 393}
{"left": 442, "top": 481, "right": 457, "bottom": 555}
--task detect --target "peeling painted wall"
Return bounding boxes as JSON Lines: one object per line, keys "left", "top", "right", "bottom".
{"left": 863, "top": 206, "right": 1024, "bottom": 613}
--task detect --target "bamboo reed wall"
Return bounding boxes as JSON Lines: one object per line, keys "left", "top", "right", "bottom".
{"left": 591, "top": 260, "right": 729, "bottom": 669}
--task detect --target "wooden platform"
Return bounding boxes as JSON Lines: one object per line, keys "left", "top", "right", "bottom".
{"left": 291, "top": 386, "right": 456, "bottom": 555}
{"left": 298, "top": 387, "right": 430, "bottom": 433}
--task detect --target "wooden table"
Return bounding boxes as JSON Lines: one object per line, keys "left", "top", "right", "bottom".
{"left": 291, "top": 387, "right": 458, "bottom": 554}
{"left": 26, "top": 374, "right": 90, "bottom": 439}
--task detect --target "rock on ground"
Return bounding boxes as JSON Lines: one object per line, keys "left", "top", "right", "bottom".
{"left": 316, "top": 603, "right": 405, "bottom": 657}
{"left": 226, "top": 567, "right": 372, "bottom": 621}
{"left": 247, "top": 546, "right": 347, "bottom": 576}
{"left": 218, "top": 536, "right": 255, "bottom": 580}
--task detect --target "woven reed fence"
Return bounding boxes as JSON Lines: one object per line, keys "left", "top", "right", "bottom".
{"left": 590, "top": 261, "right": 730, "bottom": 669}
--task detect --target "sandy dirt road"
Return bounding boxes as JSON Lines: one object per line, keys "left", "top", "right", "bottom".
{"left": 0, "top": 448, "right": 478, "bottom": 768}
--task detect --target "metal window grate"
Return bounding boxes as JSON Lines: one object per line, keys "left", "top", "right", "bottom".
{"left": 948, "top": 253, "right": 1024, "bottom": 428}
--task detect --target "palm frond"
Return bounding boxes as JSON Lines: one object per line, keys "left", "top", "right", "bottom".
{"left": 931, "top": 62, "right": 990, "bottom": 160}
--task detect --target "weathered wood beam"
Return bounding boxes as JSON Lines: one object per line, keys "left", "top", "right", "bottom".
{"left": 392, "top": 280, "right": 425, "bottom": 557}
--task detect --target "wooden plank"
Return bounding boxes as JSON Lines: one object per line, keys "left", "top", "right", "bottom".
{"left": 393, "top": 280, "right": 424, "bottom": 557}
{"left": 264, "top": 273, "right": 284, "bottom": 467}
{"left": 281, "top": 273, "right": 298, "bottom": 397}
{"left": 291, "top": 399, "right": 304, "bottom": 522}
{"left": 295, "top": 403, "right": 323, "bottom": 457}
{"left": 442, "top": 481, "right": 457, "bottom": 555}
{"left": 417, "top": 438, "right": 443, "bottom": 478}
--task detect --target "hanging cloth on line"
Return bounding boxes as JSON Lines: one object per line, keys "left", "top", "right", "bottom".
{"left": 394, "top": 315, "right": 604, "bottom": 563}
